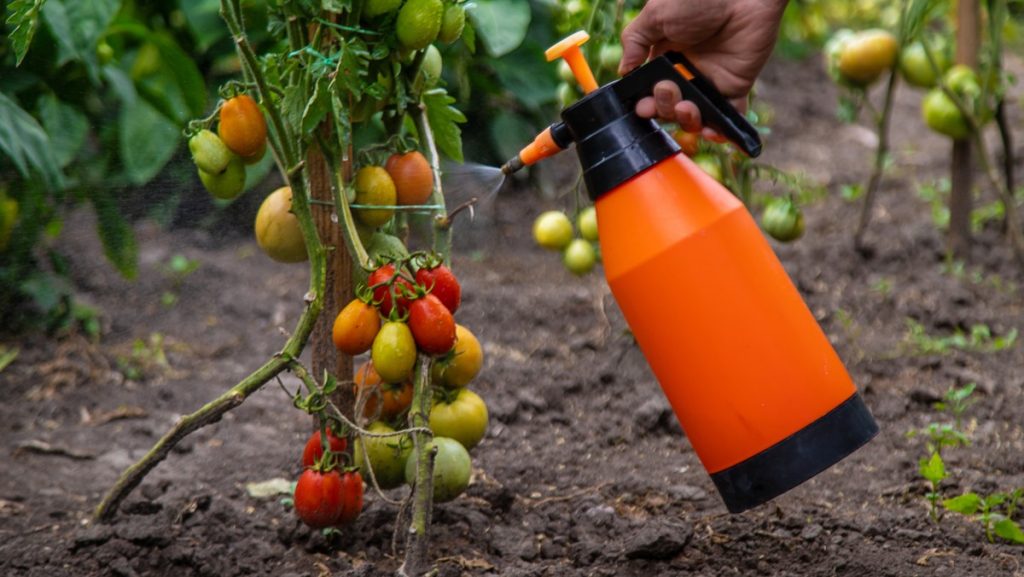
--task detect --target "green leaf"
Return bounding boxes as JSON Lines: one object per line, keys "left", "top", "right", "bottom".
{"left": 0, "top": 346, "right": 19, "bottom": 374}
{"left": 423, "top": 89, "right": 465, "bottom": 163}
{"left": 90, "top": 188, "right": 137, "bottom": 279}
{"left": 943, "top": 493, "right": 981, "bottom": 515}
{"left": 6, "top": 0, "right": 47, "bottom": 65}
{"left": 994, "top": 519, "right": 1024, "bottom": 544}
{"left": 919, "top": 451, "right": 947, "bottom": 484}
{"left": 302, "top": 76, "right": 331, "bottom": 134}
{"left": 146, "top": 31, "right": 208, "bottom": 119}
{"left": 119, "top": 98, "right": 179, "bottom": 186}
{"left": 467, "top": 0, "right": 530, "bottom": 57}
{"left": 38, "top": 93, "right": 88, "bottom": 168}
{"left": 179, "top": 0, "right": 225, "bottom": 52}
{"left": 48, "top": 0, "right": 119, "bottom": 81}
{"left": 0, "top": 92, "right": 64, "bottom": 191}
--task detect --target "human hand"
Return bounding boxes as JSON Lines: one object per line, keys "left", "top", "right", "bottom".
{"left": 619, "top": 0, "right": 788, "bottom": 138}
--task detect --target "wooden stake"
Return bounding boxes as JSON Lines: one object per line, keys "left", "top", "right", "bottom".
{"left": 948, "top": 0, "right": 980, "bottom": 258}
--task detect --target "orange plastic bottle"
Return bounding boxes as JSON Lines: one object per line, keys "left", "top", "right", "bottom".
{"left": 505, "top": 36, "right": 878, "bottom": 513}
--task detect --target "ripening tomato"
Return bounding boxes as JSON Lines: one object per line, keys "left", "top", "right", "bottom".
{"left": 218, "top": 95, "right": 268, "bottom": 160}
{"left": 385, "top": 151, "right": 434, "bottom": 206}
{"left": 533, "top": 211, "right": 573, "bottom": 251}
{"left": 353, "top": 361, "right": 413, "bottom": 419}
{"left": 372, "top": 321, "right": 417, "bottom": 382}
{"left": 404, "top": 437, "right": 471, "bottom": 503}
{"left": 353, "top": 421, "right": 411, "bottom": 490}
{"left": 429, "top": 388, "right": 489, "bottom": 450}
{"left": 332, "top": 298, "right": 381, "bottom": 355}
{"left": 672, "top": 129, "right": 700, "bottom": 157}
{"left": 432, "top": 324, "right": 483, "bottom": 388}
{"left": 415, "top": 262, "right": 460, "bottom": 314}
{"left": 836, "top": 29, "right": 898, "bottom": 86}
{"left": 255, "top": 187, "right": 308, "bottom": 263}
{"left": 408, "top": 294, "right": 457, "bottom": 355}
{"left": 293, "top": 469, "right": 344, "bottom": 529}
{"left": 301, "top": 429, "right": 348, "bottom": 468}
{"left": 368, "top": 263, "right": 414, "bottom": 316}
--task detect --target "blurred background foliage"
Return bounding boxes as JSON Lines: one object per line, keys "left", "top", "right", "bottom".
{"left": 6, "top": 0, "right": 1009, "bottom": 334}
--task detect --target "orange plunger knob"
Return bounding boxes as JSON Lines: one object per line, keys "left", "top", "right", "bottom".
{"left": 546, "top": 31, "right": 598, "bottom": 94}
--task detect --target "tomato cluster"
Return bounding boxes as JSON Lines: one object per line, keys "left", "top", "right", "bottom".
{"left": 353, "top": 151, "right": 436, "bottom": 230}
{"left": 532, "top": 208, "right": 600, "bottom": 276}
{"left": 332, "top": 254, "right": 487, "bottom": 503}
{"left": 294, "top": 426, "right": 364, "bottom": 529}
{"left": 189, "top": 94, "right": 268, "bottom": 202}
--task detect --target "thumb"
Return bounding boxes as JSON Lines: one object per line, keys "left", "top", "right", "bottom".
{"left": 618, "top": 12, "right": 662, "bottom": 75}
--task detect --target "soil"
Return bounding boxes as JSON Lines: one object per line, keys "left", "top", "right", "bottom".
{"left": 3, "top": 56, "right": 1024, "bottom": 577}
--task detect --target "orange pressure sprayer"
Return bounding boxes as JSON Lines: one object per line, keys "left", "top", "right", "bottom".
{"left": 503, "top": 32, "right": 878, "bottom": 513}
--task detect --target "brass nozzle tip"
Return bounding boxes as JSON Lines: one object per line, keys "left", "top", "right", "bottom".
{"left": 501, "top": 157, "right": 524, "bottom": 175}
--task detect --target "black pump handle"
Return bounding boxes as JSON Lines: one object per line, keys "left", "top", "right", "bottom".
{"left": 614, "top": 52, "right": 762, "bottom": 158}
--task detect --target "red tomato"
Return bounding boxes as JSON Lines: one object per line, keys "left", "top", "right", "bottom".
{"left": 335, "top": 470, "right": 364, "bottom": 525}
{"left": 408, "top": 294, "right": 456, "bottom": 355}
{"left": 368, "top": 263, "right": 414, "bottom": 317}
{"left": 385, "top": 151, "right": 434, "bottom": 206}
{"left": 415, "top": 264, "right": 461, "bottom": 314}
{"left": 301, "top": 429, "right": 348, "bottom": 468}
{"left": 332, "top": 298, "right": 381, "bottom": 355}
{"left": 293, "top": 469, "right": 344, "bottom": 529}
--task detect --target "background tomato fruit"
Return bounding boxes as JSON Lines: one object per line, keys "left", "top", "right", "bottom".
{"left": 396, "top": 0, "right": 443, "bottom": 50}
{"left": 293, "top": 469, "right": 344, "bottom": 529}
{"left": 432, "top": 324, "right": 483, "bottom": 388}
{"left": 363, "top": 0, "right": 401, "bottom": 18}
{"left": 429, "top": 388, "right": 488, "bottom": 450}
{"left": 922, "top": 89, "right": 969, "bottom": 139}
{"left": 836, "top": 29, "right": 897, "bottom": 86}
{"left": 332, "top": 299, "right": 381, "bottom": 355}
{"left": 404, "top": 437, "right": 472, "bottom": 503}
{"left": 408, "top": 294, "right": 456, "bottom": 355}
{"left": 372, "top": 321, "right": 417, "bottom": 382}
{"left": 415, "top": 263, "right": 461, "bottom": 314}
{"left": 438, "top": 4, "right": 465, "bottom": 44}
{"left": 419, "top": 45, "right": 443, "bottom": 89}
{"left": 354, "top": 166, "right": 397, "bottom": 227}
{"left": 761, "top": 198, "right": 805, "bottom": 242}
{"left": 563, "top": 239, "right": 597, "bottom": 275}
{"left": 368, "top": 263, "right": 414, "bottom": 316}
{"left": 598, "top": 43, "right": 623, "bottom": 71}
{"left": 189, "top": 129, "right": 233, "bottom": 175}
{"left": 899, "top": 40, "right": 949, "bottom": 88}
{"left": 354, "top": 421, "right": 411, "bottom": 490}
{"left": 672, "top": 129, "right": 701, "bottom": 157}
{"left": 385, "top": 151, "right": 434, "bottom": 206}
{"left": 576, "top": 207, "right": 598, "bottom": 243}
{"left": 0, "top": 195, "right": 19, "bottom": 253}
{"left": 353, "top": 362, "right": 413, "bottom": 419}
{"left": 199, "top": 155, "right": 246, "bottom": 200}
{"left": 533, "top": 211, "right": 573, "bottom": 251}
{"left": 302, "top": 430, "right": 348, "bottom": 468}
{"left": 691, "top": 153, "right": 723, "bottom": 183}
{"left": 218, "top": 94, "right": 268, "bottom": 160}
{"left": 255, "top": 186, "right": 308, "bottom": 263}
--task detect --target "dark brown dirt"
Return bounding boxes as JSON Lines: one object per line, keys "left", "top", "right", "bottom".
{"left": 2, "top": 56, "right": 1024, "bottom": 577}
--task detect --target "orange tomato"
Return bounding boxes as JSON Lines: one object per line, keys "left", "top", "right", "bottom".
{"left": 385, "top": 151, "right": 434, "bottom": 205}
{"left": 353, "top": 362, "right": 414, "bottom": 420}
{"left": 219, "top": 95, "right": 268, "bottom": 160}
{"left": 332, "top": 299, "right": 381, "bottom": 355}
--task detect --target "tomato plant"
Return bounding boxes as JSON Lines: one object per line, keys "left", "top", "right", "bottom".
{"left": 429, "top": 388, "right": 489, "bottom": 450}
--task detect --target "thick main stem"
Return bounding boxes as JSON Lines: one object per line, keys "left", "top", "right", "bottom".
{"left": 399, "top": 357, "right": 435, "bottom": 577}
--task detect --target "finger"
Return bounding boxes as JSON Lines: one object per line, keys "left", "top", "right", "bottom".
{"left": 619, "top": 12, "right": 662, "bottom": 75}
{"left": 636, "top": 96, "right": 657, "bottom": 119}
{"left": 653, "top": 81, "right": 681, "bottom": 121}
{"left": 675, "top": 101, "right": 701, "bottom": 133}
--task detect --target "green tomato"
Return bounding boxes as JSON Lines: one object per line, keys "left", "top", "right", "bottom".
{"left": 372, "top": 321, "right": 417, "bottom": 382}
{"left": 429, "top": 389, "right": 488, "bottom": 450}
{"left": 598, "top": 44, "right": 623, "bottom": 71}
{"left": 404, "top": 437, "right": 472, "bottom": 503}
{"left": 922, "top": 88, "right": 969, "bottom": 139}
{"left": 899, "top": 41, "right": 949, "bottom": 88}
{"left": 533, "top": 211, "right": 573, "bottom": 250}
{"left": 96, "top": 41, "right": 115, "bottom": 66}
{"left": 364, "top": 0, "right": 402, "bottom": 17}
{"left": 354, "top": 421, "right": 411, "bottom": 490}
{"left": 420, "top": 45, "right": 443, "bottom": 88}
{"left": 396, "top": 0, "right": 443, "bottom": 51}
{"left": 189, "top": 129, "right": 233, "bottom": 175}
{"left": 577, "top": 206, "right": 598, "bottom": 242}
{"left": 557, "top": 82, "right": 578, "bottom": 108}
{"left": 198, "top": 155, "right": 246, "bottom": 200}
{"left": 836, "top": 29, "right": 897, "bottom": 86}
{"left": 691, "top": 153, "right": 723, "bottom": 183}
{"left": 557, "top": 60, "right": 575, "bottom": 83}
{"left": 0, "top": 196, "right": 19, "bottom": 253}
{"left": 761, "top": 198, "right": 805, "bottom": 242}
{"left": 438, "top": 4, "right": 465, "bottom": 44}
{"left": 563, "top": 239, "right": 597, "bottom": 275}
